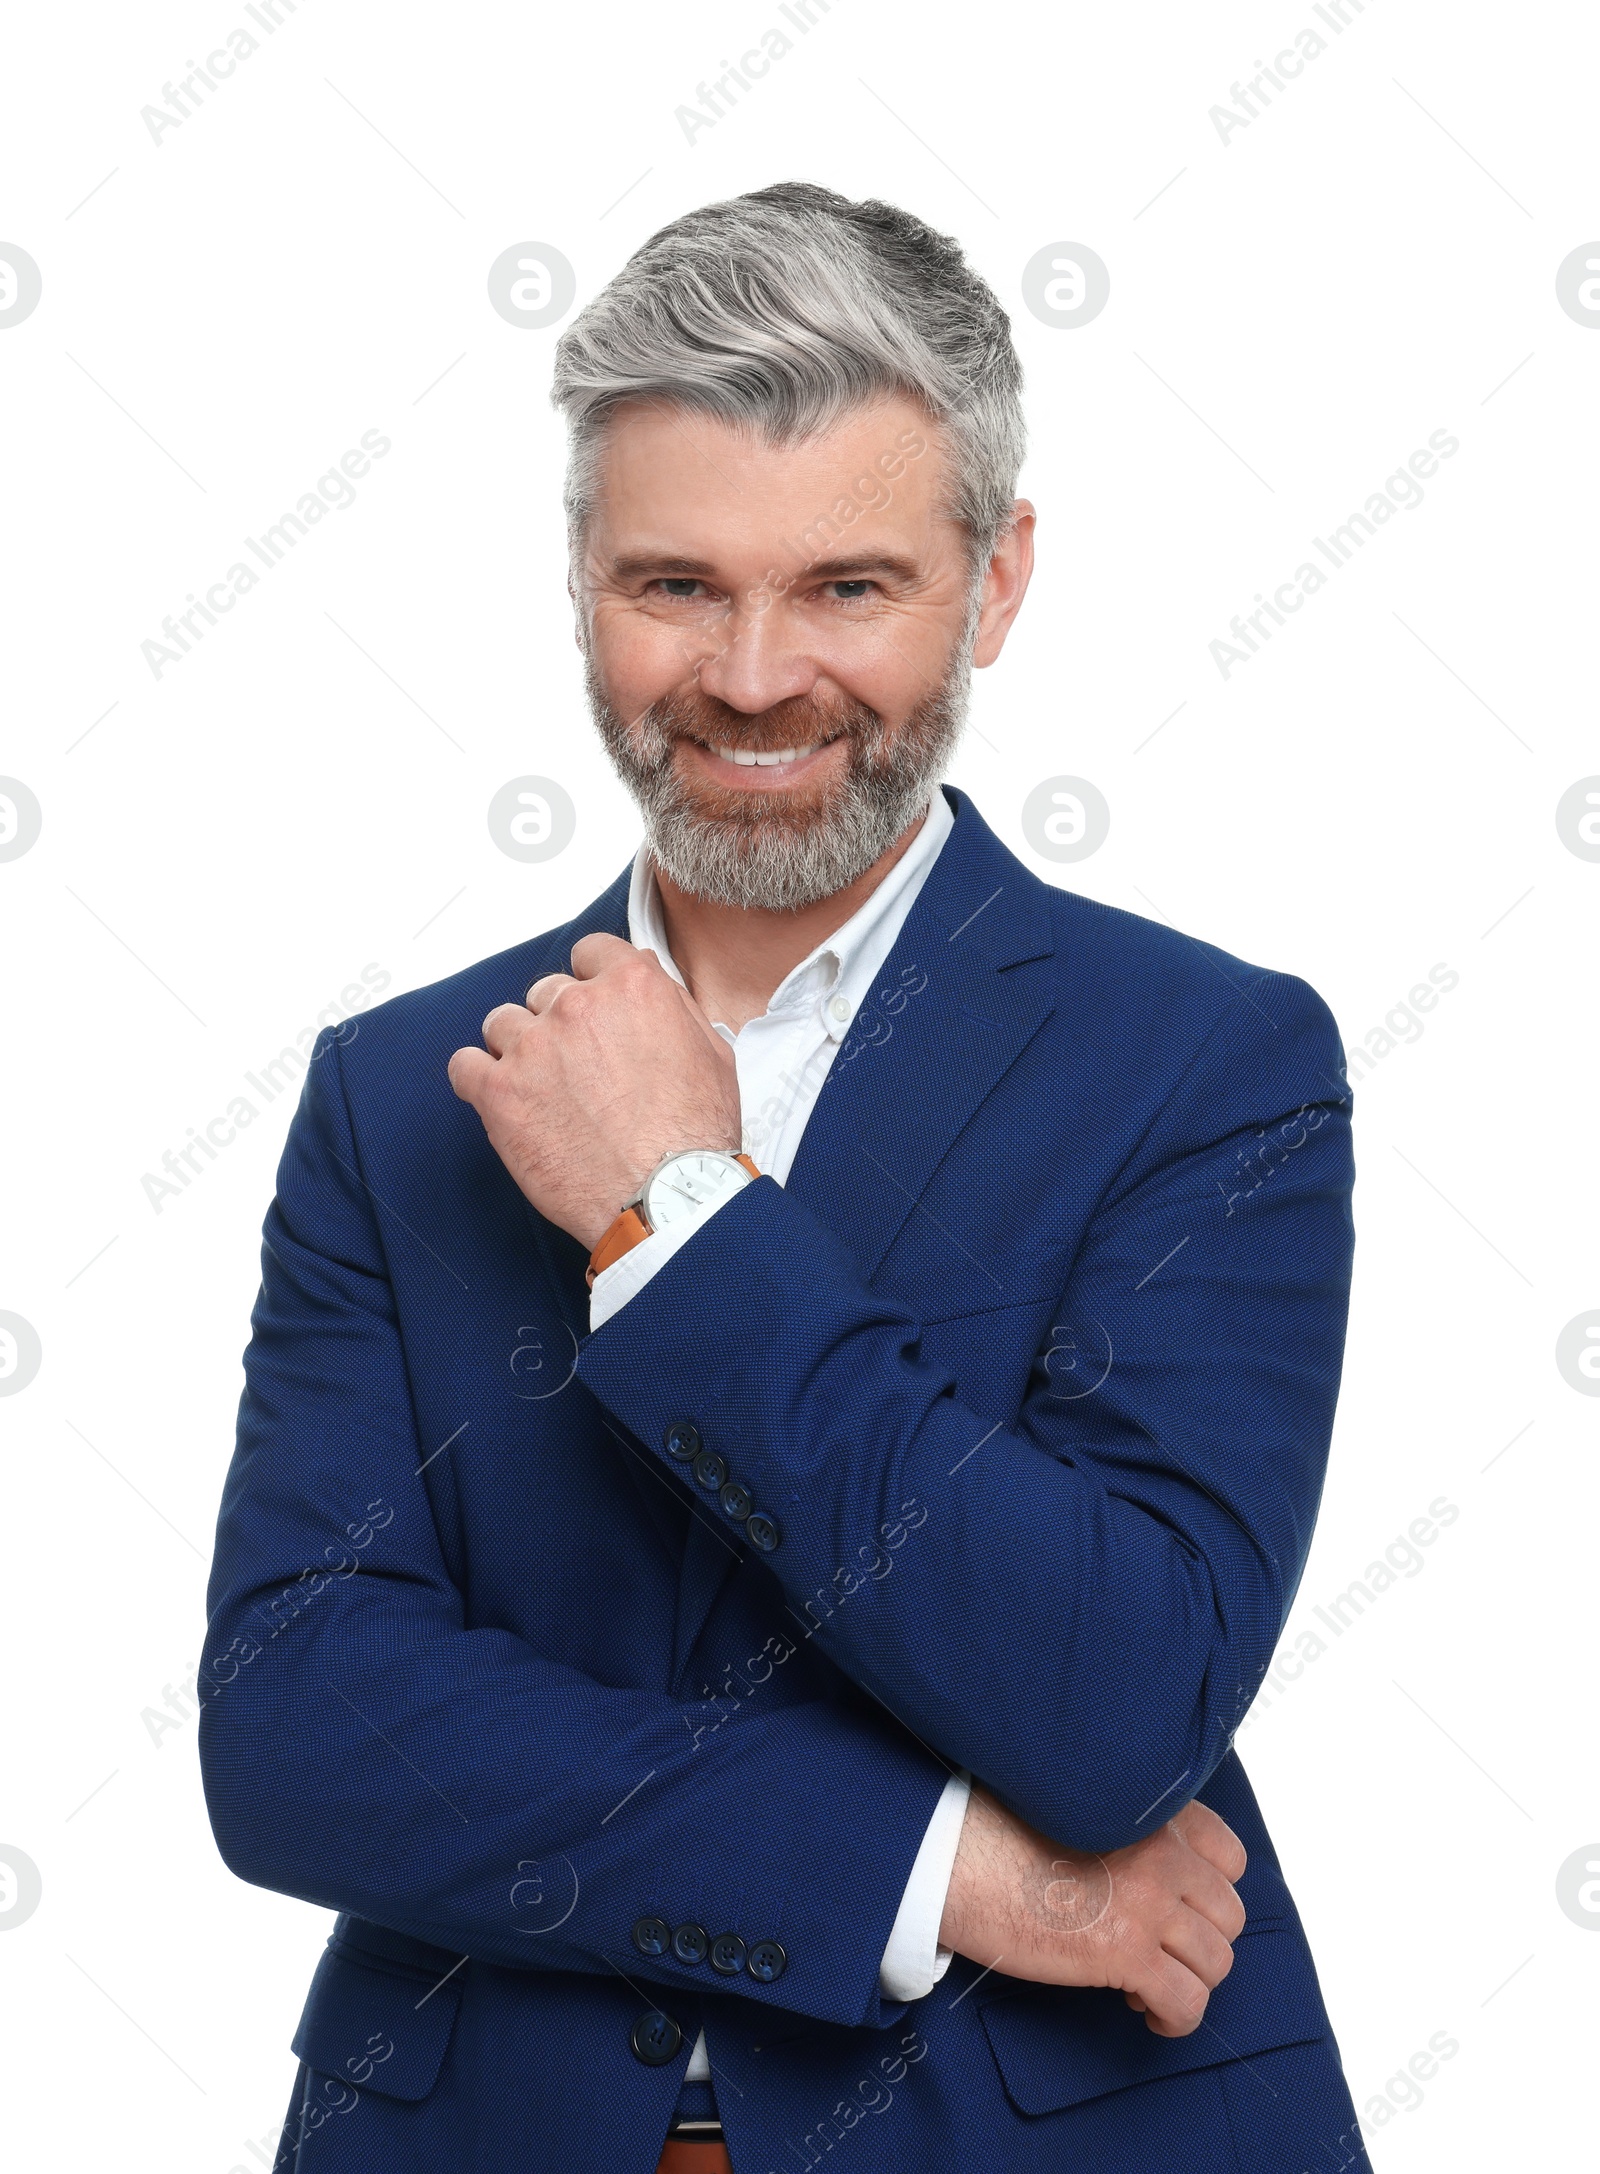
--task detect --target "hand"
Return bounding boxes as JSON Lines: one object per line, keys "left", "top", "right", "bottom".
{"left": 938, "top": 1785, "right": 1247, "bottom": 2038}
{"left": 447, "top": 935, "right": 742, "bottom": 1249}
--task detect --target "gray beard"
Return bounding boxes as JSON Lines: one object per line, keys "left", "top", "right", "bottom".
{"left": 583, "top": 647, "right": 972, "bottom": 913}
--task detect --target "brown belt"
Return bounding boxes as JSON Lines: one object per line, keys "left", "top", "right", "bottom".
{"left": 655, "top": 2136, "right": 732, "bottom": 2174}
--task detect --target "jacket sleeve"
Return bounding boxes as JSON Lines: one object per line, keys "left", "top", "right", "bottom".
{"left": 575, "top": 970, "right": 1356, "bottom": 1856}
{"left": 198, "top": 1030, "right": 950, "bottom": 2034}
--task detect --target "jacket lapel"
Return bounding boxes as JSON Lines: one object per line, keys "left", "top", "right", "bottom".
{"left": 784, "top": 788, "right": 1057, "bottom": 1284}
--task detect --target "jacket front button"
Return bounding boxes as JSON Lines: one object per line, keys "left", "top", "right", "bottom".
{"left": 672, "top": 1921, "right": 709, "bottom": 1965}
{"left": 709, "top": 1932, "right": 747, "bottom": 1976}
{"left": 663, "top": 1421, "right": 701, "bottom": 1462}
{"left": 630, "top": 2010, "right": 683, "bottom": 2066}
{"left": 746, "top": 1938, "right": 788, "bottom": 1983}
{"left": 631, "top": 1915, "right": 671, "bottom": 1958}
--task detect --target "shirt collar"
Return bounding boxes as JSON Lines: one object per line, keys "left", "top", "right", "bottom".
{"left": 628, "top": 784, "right": 954, "bottom": 1040}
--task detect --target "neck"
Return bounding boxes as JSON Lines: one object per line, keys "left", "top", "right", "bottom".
{"left": 653, "top": 807, "right": 931, "bottom": 1034}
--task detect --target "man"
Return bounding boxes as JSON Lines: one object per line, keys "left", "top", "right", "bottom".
{"left": 201, "top": 183, "right": 1368, "bottom": 2173}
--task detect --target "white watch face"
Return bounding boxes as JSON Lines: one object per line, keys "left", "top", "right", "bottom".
{"left": 642, "top": 1151, "right": 752, "bottom": 1232}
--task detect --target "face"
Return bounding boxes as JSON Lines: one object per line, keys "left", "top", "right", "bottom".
{"left": 577, "top": 393, "right": 1033, "bottom": 910}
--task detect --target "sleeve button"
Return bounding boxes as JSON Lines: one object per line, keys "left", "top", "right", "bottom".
{"left": 746, "top": 1938, "right": 788, "bottom": 1983}
{"left": 671, "top": 1922, "right": 710, "bottom": 1966}
{"left": 718, "top": 1480, "right": 754, "bottom": 1520}
{"left": 663, "top": 1421, "right": 701, "bottom": 1461}
{"left": 709, "top": 1932, "right": 747, "bottom": 1976}
{"left": 692, "top": 1449, "right": 729, "bottom": 1492}
{"left": 744, "top": 1511, "right": 782, "bottom": 1553}
{"left": 631, "top": 1915, "right": 671, "bottom": 1958}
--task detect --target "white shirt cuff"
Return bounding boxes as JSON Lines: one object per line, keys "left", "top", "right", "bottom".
{"left": 878, "top": 1770, "right": 971, "bottom": 2002}
{"left": 588, "top": 1193, "right": 728, "bottom": 1332}
{"left": 682, "top": 1770, "right": 969, "bottom": 2081}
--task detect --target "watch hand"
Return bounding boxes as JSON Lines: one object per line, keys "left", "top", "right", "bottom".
{"left": 660, "top": 1179, "right": 707, "bottom": 1205}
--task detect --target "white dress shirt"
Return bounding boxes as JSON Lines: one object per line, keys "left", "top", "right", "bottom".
{"left": 590, "top": 785, "right": 971, "bottom": 2084}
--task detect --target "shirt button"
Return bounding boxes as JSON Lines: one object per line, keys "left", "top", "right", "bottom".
{"left": 692, "top": 1449, "right": 729, "bottom": 1492}
{"left": 630, "top": 2010, "right": 683, "bottom": 2066}
{"left": 663, "top": 1421, "right": 701, "bottom": 1462}
{"left": 671, "top": 1922, "right": 709, "bottom": 1966}
{"left": 631, "top": 1915, "right": 671, "bottom": 1958}
{"left": 746, "top": 1939, "right": 788, "bottom": 1984}
{"left": 718, "top": 1479, "right": 754, "bottom": 1520}
{"left": 744, "top": 1511, "right": 782, "bottom": 1554}
{"left": 829, "top": 995, "right": 851, "bottom": 1022}
{"left": 709, "top": 1932, "right": 747, "bottom": 1976}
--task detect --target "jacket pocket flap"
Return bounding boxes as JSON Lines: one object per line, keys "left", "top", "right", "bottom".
{"left": 978, "top": 1919, "right": 1328, "bottom": 2118}
{"left": 291, "top": 1942, "right": 464, "bottom": 2101}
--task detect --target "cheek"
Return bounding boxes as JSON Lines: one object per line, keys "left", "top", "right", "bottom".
{"left": 810, "top": 629, "right": 930, "bottom": 717}
{"left": 590, "top": 604, "right": 704, "bottom": 700}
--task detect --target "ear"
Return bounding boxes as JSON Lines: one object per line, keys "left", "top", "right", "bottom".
{"left": 971, "top": 501, "right": 1036, "bottom": 669}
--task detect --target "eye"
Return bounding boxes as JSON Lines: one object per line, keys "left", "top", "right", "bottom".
{"left": 655, "top": 578, "right": 706, "bottom": 600}
{"left": 827, "top": 580, "right": 873, "bottom": 602}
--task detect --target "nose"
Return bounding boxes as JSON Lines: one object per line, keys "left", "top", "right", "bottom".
{"left": 686, "top": 595, "right": 819, "bottom": 717}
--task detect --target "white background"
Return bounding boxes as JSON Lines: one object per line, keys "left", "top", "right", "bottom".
{"left": 2, "top": 1, "right": 1596, "bottom": 2166}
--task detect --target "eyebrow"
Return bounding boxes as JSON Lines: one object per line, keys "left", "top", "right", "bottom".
{"left": 605, "top": 551, "right": 923, "bottom": 584}
{"left": 607, "top": 554, "right": 717, "bottom": 580}
{"left": 800, "top": 554, "right": 922, "bottom": 583}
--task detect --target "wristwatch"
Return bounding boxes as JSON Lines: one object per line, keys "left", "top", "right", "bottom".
{"left": 586, "top": 1149, "right": 761, "bottom": 1288}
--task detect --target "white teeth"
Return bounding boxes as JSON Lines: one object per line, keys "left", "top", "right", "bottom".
{"left": 714, "top": 742, "right": 818, "bottom": 768}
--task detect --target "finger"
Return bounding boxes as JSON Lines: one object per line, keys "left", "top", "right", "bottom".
{"left": 447, "top": 1047, "right": 495, "bottom": 1102}
{"left": 1157, "top": 1906, "right": 1235, "bottom": 1993}
{"left": 1179, "top": 1858, "right": 1247, "bottom": 1942}
{"left": 524, "top": 972, "right": 577, "bottom": 1017}
{"left": 569, "top": 931, "right": 635, "bottom": 980}
{"left": 1129, "top": 1949, "right": 1212, "bottom": 2038}
{"left": 482, "top": 1003, "right": 532, "bottom": 1056}
{"left": 1172, "top": 1802, "right": 1247, "bottom": 1884}
{"left": 1123, "top": 1992, "right": 1147, "bottom": 2013}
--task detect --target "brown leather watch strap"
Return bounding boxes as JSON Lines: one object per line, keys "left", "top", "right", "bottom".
{"left": 586, "top": 1153, "right": 760, "bottom": 1290}
{"left": 585, "top": 1205, "right": 651, "bottom": 1288}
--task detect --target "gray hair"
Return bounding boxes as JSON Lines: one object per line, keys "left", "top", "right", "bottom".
{"left": 550, "top": 181, "right": 1025, "bottom": 587}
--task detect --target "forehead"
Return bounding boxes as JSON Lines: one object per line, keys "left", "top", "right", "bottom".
{"left": 586, "top": 393, "right": 949, "bottom": 564}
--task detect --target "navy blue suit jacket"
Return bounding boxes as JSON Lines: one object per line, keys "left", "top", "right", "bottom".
{"left": 201, "top": 786, "right": 1371, "bottom": 2173}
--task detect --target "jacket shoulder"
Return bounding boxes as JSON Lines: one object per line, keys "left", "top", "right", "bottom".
{"left": 946, "top": 792, "right": 1335, "bottom": 1040}
{"left": 1038, "top": 878, "right": 1339, "bottom": 1038}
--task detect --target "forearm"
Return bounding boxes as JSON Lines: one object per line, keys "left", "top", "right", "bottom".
{"left": 200, "top": 1564, "right": 950, "bottom": 2030}
{"left": 576, "top": 1183, "right": 1261, "bottom": 1850}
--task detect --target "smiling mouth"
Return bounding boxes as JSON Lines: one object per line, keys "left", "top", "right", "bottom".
{"left": 676, "top": 727, "right": 849, "bottom": 775}
{"left": 711, "top": 738, "right": 831, "bottom": 767}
